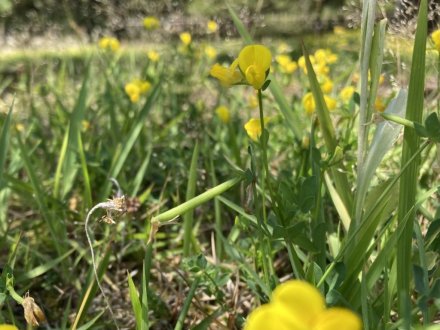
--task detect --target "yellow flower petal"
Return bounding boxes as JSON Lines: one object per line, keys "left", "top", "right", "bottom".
{"left": 339, "top": 86, "right": 356, "bottom": 103}
{"left": 210, "top": 60, "right": 242, "bottom": 87}
{"left": 314, "top": 307, "right": 362, "bottom": 330}
{"left": 244, "top": 304, "right": 298, "bottom": 330}
{"left": 244, "top": 117, "right": 269, "bottom": 141}
{"left": 302, "top": 92, "right": 315, "bottom": 115}
{"left": 0, "top": 325, "right": 19, "bottom": 330}
{"left": 431, "top": 29, "right": 440, "bottom": 52}
{"left": 272, "top": 280, "right": 326, "bottom": 327}
{"left": 207, "top": 20, "right": 218, "bottom": 33}
{"left": 238, "top": 45, "right": 272, "bottom": 89}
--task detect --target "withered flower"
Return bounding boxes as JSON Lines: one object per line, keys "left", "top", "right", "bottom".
{"left": 22, "top": 292, "right": 46, "bottom": 327}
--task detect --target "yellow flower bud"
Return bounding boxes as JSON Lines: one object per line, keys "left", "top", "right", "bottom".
{"left": 180, "top": 32, "right": 192, "bottom": 46}
{"left": 207, "top": 20, "right": 218, "bottom": 33}
{"left": 215, "top": 105, "right": 230, "bottom": 124}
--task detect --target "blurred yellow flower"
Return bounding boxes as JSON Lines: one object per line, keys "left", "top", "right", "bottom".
{"left": 320, "top": 78, "right": 333, "bottom": 94}
{"left": 180, "top": 32, "right": 192, "bottom": 46}
{"left": 238, "top": 45, "right": 272, "bottom": 90}
{"left": 375, "top": 97, "right": 386, "bottom": 112}
{"left": 248, "top": 93, "right": 259, "bottom": 109}
{"left": 244, "top": 280, "right": 362, "bottom": 330}
{"left": 276, "top": 55, "right": 297, "bottom": 74}
{"left": 210, "top": 59, "right": 242, "bottom": 87}
{"left": 147, "top": 50, "right": 160, "bottom": 62}
{"left": 207, "top": 20, "right": 218, "bottom": 33}
{"left": 333, "top": 26, "right": 347, "bottom": 35}
{"left": 244, "top": 117, "right": 270, "bottom": 141}
{"left": 125, "top": 79, "right": 151, "bottom": 103}
{"left": 298, "top": 55, "right": 315, "bottom": 74}
{"left": 204, "top": 45, "right": 217, "bottom": 59}
{"left": 215, "top": 105, "right": 230, "bottom": 123}
{"left": 431, "top": 29, "right": 440, "bottom": 52}
{"left": 98, "top": 37, "right": 120, "bottom": 52}
{"left": 143, "top": 16, "right": 160, "bottom": 30}
{"left": 339, "top": 86, "right": 356, "bottom": 103}
{"left": 303, "top": 92, "right": 337, "bottom": 115}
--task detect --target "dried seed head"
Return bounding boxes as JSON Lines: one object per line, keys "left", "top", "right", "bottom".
{"left": 22, "top": 292, "right": 46, "bottom": 327}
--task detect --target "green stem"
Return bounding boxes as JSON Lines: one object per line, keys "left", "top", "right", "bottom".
{"left": 153, "top": 176, "right": 243, "bottom": 224}
{"left": 6, "top": 275, "right": 24, "bottom": 304}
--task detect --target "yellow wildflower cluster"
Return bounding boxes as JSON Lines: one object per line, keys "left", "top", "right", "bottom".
{"left": 431, "top": 29, "right": 440, "bottom": 52}
{"left": 302, "top": 92, "right": 336, "bottom": 115}
{"left": 244, "top": 117, "right": 270, "bottom": 141}
{"left": 244, "top": 280, "right": 362, "bottom": 330}
{"left": 124, "top": 79, "right": 151, "bottom": 103}
{"left": 299, "top": 48, "right": 340, "bottom": 115}
{"left": 275, "top": 54, "right": 297, "bottom": 74}
{"left": 98, "top": 36, "right": 120, "bottom": 52}
{"left": 143, "top": 16, "right": 160, "bottom": 30}
{"left": 210, "top": 44, "right": 272, "bottom": 90}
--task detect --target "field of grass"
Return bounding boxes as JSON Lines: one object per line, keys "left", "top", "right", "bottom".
{"left": 1, "top": 1, "right": 440, "bottom": 329}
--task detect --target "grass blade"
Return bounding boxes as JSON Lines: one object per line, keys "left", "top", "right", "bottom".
{"left": 183, "top": 141, "right": 199, "bottom": 257}
{"left": 396, "top": 0, "right": 427, "bottom": 322}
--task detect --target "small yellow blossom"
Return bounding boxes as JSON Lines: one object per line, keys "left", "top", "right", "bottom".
{"left": 303, "top": 92, "right": 337, "bottom": 115}
{"left": 125, "top": 79, "right": 151, "bottom": 103}
{"left": 320, "top": 78, "right": 334, "bottom": 94}
{"left": 215, "top": 105, "right": 230, "bottom": 124}
{"left": 98, "top": 37, "right": 120, "bottom": 52}
{"left": 210, "top": 59, "right": 242, "bottom": 87}
{"left": 15, "top": 123, "right": 25, "bottom": 132}
{"left": 244, "top": 117, "right": 269, "bottom": 141}
{"left": 81, "top": 120, "right": 91, "bottom": 131}
{"left": 244, "top": 280, "right": 362, "bottom": 330}
{"left": 207, "top": 20, "right": 218, "bottom": 33}
{"left": 276, "top": 55, "right": 297, "bottom": 74}
{"left": 147, "top": 50, "right": 160, "bottom": 62}
{"left": 339, "top": 86, "right": 356, "bottom": 103}
{"left": 238, "top": 45, "right": 272, "bottom": 90}
{"left": 375, "top": 97, "right": 386, "bottom": 112}
{"left": 431, "top": 29, "right": 440, "bottom": 52}
{"left": 180, "top": 32, "right": 192, "bottom": 46}
{"left": 204, "top": 45, "right": 217, "bottom": 59}
{"left": 143, "top": 16, "right": 160, "bottom": 30}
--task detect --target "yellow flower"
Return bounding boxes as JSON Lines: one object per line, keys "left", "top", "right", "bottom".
{"left": 125, "top": 79, "right": 151, "bottom": 103}
{"left": 276, "top": 55, "right": 297, "bottom": 74}
{"left": 375, "top": 98, "right": 386, "bottom": 112}
{"left": 339, "top": 86, "right": 356, "bottom": 103}
{"left": 204, "top": 45, "right": 217, "bottom": 59}
{"left": 244, "top": 280, "right": 362, "bottom": 330}
{"left": 143, "top": 16, "right": 160, "bottom": 30}
{"left": 303, "top": 92, "right": 336, "bottom": 115}
{"left": 210, "top": 59, "right": 242, "bottom": 87}
{"left": 303, "top": 92, "right": 316, "bottom": 115}
{"left": 298, "top": 55, "right": 315, "bottom": 74}
{"left": 431, "top": 29, "right": 440, "bottom": 52}
{"left": 0, "top": 325, "right": 18, "bottom": 330}
{"left": 333, "top": 26, "right": 347, "bottom": 35}
{"left": 215, "top": 105, "right": 230, "bottom": 124}
{"left": 180, "top": 32, "right": 192, "bottom": 46}
{"left": 98, "top": 37, "right": 120, "bottom": 52}
{"left": 244, "top": 117, "right": 269, "bottom": 141}
{"left": 238, "top": 45, "right": 272, "bottom": 90}
{"left": 207, "top": 20, "right": 218, "bottom": 33}
{"left": 320, "top": 78, "right": 333, "bottom": 94}
{"left": 147, "top": 50, "right": 160, "bottom": 62}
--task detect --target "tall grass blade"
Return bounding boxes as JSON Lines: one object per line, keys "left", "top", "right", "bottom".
{"left": 396, "top": 0, "right": 427, "bottom": 321}
{"left": 0, "top": 99, "right": 13, "bottom": 190}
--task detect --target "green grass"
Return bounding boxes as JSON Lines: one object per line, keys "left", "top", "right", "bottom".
{"left": 1, "top": 2, "right": 440, "bottom": 329}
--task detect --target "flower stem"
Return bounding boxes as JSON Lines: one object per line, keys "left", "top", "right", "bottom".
{"left": 6, "top": 274, "right": 24, "bottom": 304}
